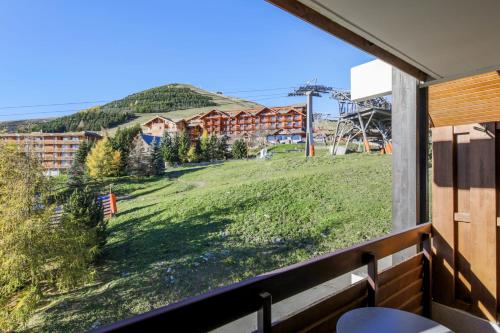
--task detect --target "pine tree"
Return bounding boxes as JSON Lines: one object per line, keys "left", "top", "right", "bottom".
{"left": 232, "top": 139, "right": 248, "bottom": 159}
{"left": 108, "top": 150, "right": 121, "bottom": 176}
{"left": 109, "top": 125, "right": 141, "bottom": 174}
{"left": 127, "top": 136, "right": 150, "bottom": 176}
{"left": 86, "top": 138, "right": 120, "bottom": 179}
{"left": 63, "top": 186, "right": 106, "bottom": 250}
{"left": 171, "top": 133, "right": 181, "bottom": 165}
{"left": 188, "top": 140, "right": 202, "bottom": 163}
{"left": 200, "top": 129, "right": 210, "bottom": 161}
{"left": 68, "top": 141, "right": 93, "bottom": 188}
{"left": 160, "top": 132, "right": 177, "bottom": 166}
{"left": 194, "top": 139, "right": 202, "bottom": 161}
{"left": 150, "top": 139, "right": 164, "bottom": 175}
{"left": 216, "top": 135, "right": 229, "bottom": 160}
{"left": 178, "top": 131, "right": 191, "bottom": 163}
{"left": 208, "top": 134, "right": 218, "bottom": 161}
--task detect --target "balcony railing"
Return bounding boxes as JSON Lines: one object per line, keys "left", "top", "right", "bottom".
{"left": 93, "top": 222, "right": 431, "bottom": 333}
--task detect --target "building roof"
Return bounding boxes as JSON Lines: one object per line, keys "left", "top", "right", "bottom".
{"left": 141, "top": 115, "right": 177, "bottom": 126}
{"left": 140, "top": 133, "right": 161, "bottom": 145}
{"left": 220, "top": 105, "right": 306, "bottom": 117}
{"left": 268, "top": 0, "right": 500, "bottom": 83}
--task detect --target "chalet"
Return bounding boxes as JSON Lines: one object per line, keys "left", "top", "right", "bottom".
{"left": 0, "top": 131, "right": 101, "bottom": 176}
{"left": 141, "top": 115, "right": 187, "bottom": 137}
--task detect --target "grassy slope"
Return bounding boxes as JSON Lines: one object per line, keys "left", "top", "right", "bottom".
{"left": 26, "top": 150, "right": 391, "bottom": 332}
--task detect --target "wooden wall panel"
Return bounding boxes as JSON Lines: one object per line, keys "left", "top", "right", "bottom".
{"left": 469, "top": 122, "right": 497, "bottom": 320}
{"left": 432, "top": 126, "right": 456, "bottom": 304}
{"left": 432, "top": 122, "right": 498, "bottom": 320}
{"left": 429, "top": 71, "right": 500, "bottom": 127}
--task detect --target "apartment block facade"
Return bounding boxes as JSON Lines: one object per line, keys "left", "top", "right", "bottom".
{"left": 196, "top": 105, "right": 306, "bottom": 141}
{"left": 141, "top": 106, "right": 306, "bottom": 143}
{"left": 0, "top": 131, "right": 101, "bottom": 175}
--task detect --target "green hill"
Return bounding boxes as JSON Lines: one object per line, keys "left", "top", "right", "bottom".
{"left": 1, "top": 84, "right": 262, "bottom": 133}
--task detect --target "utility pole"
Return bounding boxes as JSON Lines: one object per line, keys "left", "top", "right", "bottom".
{"left": 289, "top": 84, "right": 332, "bottom": 157}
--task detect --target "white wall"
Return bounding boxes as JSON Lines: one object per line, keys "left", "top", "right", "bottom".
{"left": 351, "top": 59, "right": 392, "bottom": 101}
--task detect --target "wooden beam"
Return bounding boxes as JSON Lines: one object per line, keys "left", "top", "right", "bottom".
{"left": 266, "top": 0, "right": 429, "bottom": 81}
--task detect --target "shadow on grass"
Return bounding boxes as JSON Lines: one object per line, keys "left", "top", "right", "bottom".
{"left": 114, "top": 203, "right": 159, "bottom": 218}
{"left": 165, "top": 165, "right": 208, "bottom": 179}
{"left": 122, "top": 182, "right": 174, "bottom": 200}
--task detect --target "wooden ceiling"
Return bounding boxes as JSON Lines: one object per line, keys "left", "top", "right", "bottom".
{"left": 429, "top": 71, "right": 500, "bottom": 127}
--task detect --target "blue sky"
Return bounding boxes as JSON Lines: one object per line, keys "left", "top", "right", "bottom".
{"left": 0, "top": 0, "right": 373, "bottom": 121}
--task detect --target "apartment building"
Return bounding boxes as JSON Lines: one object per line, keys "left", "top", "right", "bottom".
{"left": 141, "top": 105, "right": 306, "bottom": 143}
{"left": 197, "top": 105, "right": 306, "bottom": 142}
{"left": 0, "top": 131, "right": 101, "bottom": 176}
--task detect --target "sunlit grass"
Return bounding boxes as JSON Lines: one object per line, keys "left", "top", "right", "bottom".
{"left": 26, "top": 149, "right": 391, "bottom": 332}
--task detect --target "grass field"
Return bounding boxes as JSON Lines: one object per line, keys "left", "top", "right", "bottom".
{"left": 26, "top": 148, "right": 391, "bottom": 332}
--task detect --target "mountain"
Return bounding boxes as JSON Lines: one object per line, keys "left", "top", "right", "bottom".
{"left": 0, "top": 84, "right": 262, "bottom": 133}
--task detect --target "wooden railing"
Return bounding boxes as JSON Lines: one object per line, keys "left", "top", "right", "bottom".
{"left": 92, "top": 223, "right": 431, "bottom": 333}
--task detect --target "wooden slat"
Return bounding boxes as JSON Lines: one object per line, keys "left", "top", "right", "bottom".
{"left": 378, "top": 266, "right": 423, "bottom": 303}
{"left": 272, "top": 280, "right": 368, "bottom": 333}
{"left": 298, "top": 295, "right": 366, "bottom": 333}
{"left": 265, "top": 0, "right": 428, "bottom": 81}
{"left": 378, "top": 279, "right": 423, "bottom": 308}
{"left": 429, "top": 71, "right": 500, "bottom": 127}
{"left": 399, "top": 293, "right": 423, "bottom": 313}
{"left": 378, "top": 253, "right": 423, "bottom": 286}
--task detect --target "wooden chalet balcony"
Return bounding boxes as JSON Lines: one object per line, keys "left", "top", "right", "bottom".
{"left": 93, "top": 223, "right": 432, "bottom": 333}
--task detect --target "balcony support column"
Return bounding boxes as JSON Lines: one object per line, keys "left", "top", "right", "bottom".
{"left": 392, "top": 68, "right": 429, "bottom": 263}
